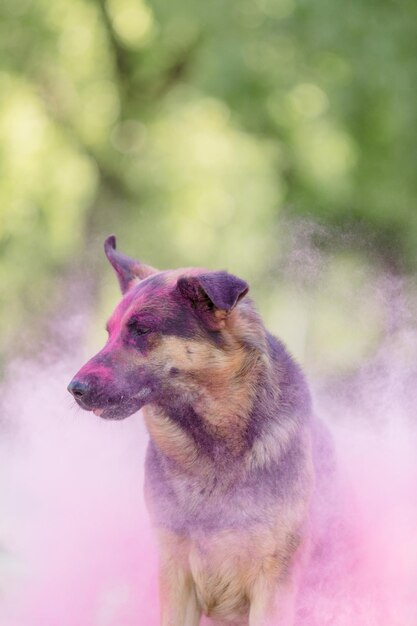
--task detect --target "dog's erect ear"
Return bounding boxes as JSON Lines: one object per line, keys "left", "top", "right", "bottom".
{"left": 177, "top": 271, "right": 249, "bottom": 329}
{"left": 104, "top": 235, "right": 157, "bottom": 294}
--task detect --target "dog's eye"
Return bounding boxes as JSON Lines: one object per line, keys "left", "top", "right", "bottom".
{"left": 136, "top": 327, "right": 150, "bottom": 336}
{"left": 127, "top": 320, "right": 151, "bottom": 337}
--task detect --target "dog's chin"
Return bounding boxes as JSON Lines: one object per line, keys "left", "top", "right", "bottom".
{"left": 78, "top": 388, "right": 153, "bottom": 421}
{"left": 91, "top": 404, "right": 142, "bottom": 420}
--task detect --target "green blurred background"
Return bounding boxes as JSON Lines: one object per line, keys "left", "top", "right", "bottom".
{"left": 1, "top": 0, "right": 416, "bottom": 377}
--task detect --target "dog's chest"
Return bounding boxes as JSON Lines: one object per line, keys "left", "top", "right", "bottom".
{"left": 144, "top": 433, "right": 305, "bottom": 534}
{"left": 145, "top": 447, "right": 237, "bottom": 530}
{"left": 146, "top": 444, "right": 264, "bottom": 532}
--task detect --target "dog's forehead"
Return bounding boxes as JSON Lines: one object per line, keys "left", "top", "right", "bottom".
{"left": 129, "top": 271, "right": 170, "bottom": 301}
{"left": 107, "top": 272, "right": 168, "bottom": 324}
{"left": 107, "top": 268, "right": 201, "bottom": 332}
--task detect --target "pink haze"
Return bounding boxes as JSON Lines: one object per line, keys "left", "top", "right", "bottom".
{"left": 0, "top": 337, "right": 416, "bottom": 625}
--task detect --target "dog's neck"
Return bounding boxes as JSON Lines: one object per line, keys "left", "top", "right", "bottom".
{"left": 143, "top": 346, "right": 271, "bottom": 474}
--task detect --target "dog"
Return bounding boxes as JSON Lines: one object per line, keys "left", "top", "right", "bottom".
{"left": 68, "top": 235, "right": 326, "bottom": 626}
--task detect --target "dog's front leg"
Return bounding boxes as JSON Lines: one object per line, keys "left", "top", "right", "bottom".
{"left": 249, "top": 577, "right": 296, "bottom": 626}
{"left": 159, "top": 564, "right": 201, "bottom": 626}
{"left": 249, "top": 526, "right": 311, "bottom": 626}
{"left": 158, "top": 531, "right": 202, "bottom": 626}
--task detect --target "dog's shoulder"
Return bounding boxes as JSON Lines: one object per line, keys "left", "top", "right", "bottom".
{"left": 245, "top": 331, "right": 312, "bottom": 471}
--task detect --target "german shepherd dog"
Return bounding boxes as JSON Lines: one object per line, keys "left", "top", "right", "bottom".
{"left": 68, "top": 236, "right": 323, "bottom": 626}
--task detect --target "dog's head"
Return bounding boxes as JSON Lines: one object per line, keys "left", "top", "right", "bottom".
{"left": 67, "top": 236, "right": 261, "bottom": 420}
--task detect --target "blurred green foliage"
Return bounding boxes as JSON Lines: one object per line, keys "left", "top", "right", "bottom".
{"left": 0, "top": 0, "right": 416, "bottom": 373}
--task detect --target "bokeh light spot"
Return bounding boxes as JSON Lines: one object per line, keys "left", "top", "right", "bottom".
{"left": 106, "top": 0, "right": 155, "bottom": 48}
{"left": 289, "top": 83, "right": 330, "bottom": 119}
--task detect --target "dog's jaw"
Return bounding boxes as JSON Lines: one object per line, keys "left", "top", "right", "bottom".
{"left": 75, "top": 386, "right": 154, "bottom": 420}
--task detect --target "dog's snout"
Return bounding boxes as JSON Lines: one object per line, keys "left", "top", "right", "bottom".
{"left": 67, "top": 379, "right": 90, "bottom": 400}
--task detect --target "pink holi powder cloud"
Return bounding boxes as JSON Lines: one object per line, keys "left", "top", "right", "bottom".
{"left": 0, "top": 349, "right": 416, "bottom": 626}
{"left": 0, "top": 363, "right": 158, "bottom": 626}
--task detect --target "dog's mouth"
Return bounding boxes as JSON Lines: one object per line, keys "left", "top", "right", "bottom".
{"left": 76, "top": 387, "right": 153, "bottom": 420}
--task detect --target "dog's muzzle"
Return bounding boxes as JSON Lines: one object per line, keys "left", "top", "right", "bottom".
{"left": 67, "top": 374, "right": 154, "bottom": 420}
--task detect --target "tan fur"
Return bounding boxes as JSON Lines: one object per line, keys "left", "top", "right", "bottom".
{"left": 144, "top": 330, "right": 266, "bottom": 458}
{"left": 158, "top": 531, "right": 202, "bottom": 626}
{"left": 144, "top": 405, "right": 200, "bottom": 471}
{"left": 157, "top": 516, "right": 308, "bottom": 625}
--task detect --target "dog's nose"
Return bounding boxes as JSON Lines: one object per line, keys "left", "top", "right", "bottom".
{"left": 67, "top": 379, "right": 89, "bottom": 399}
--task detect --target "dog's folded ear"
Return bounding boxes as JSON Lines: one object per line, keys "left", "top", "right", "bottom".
{"left": 177, "top": 271, "right": 249, "bottom": 329}
{"left": 104, "top": 235, "right": 157, "bottom": 293}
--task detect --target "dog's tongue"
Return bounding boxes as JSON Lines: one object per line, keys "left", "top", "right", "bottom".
{"left": 93, "top": 408, "right": 104, "bottom": 416}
